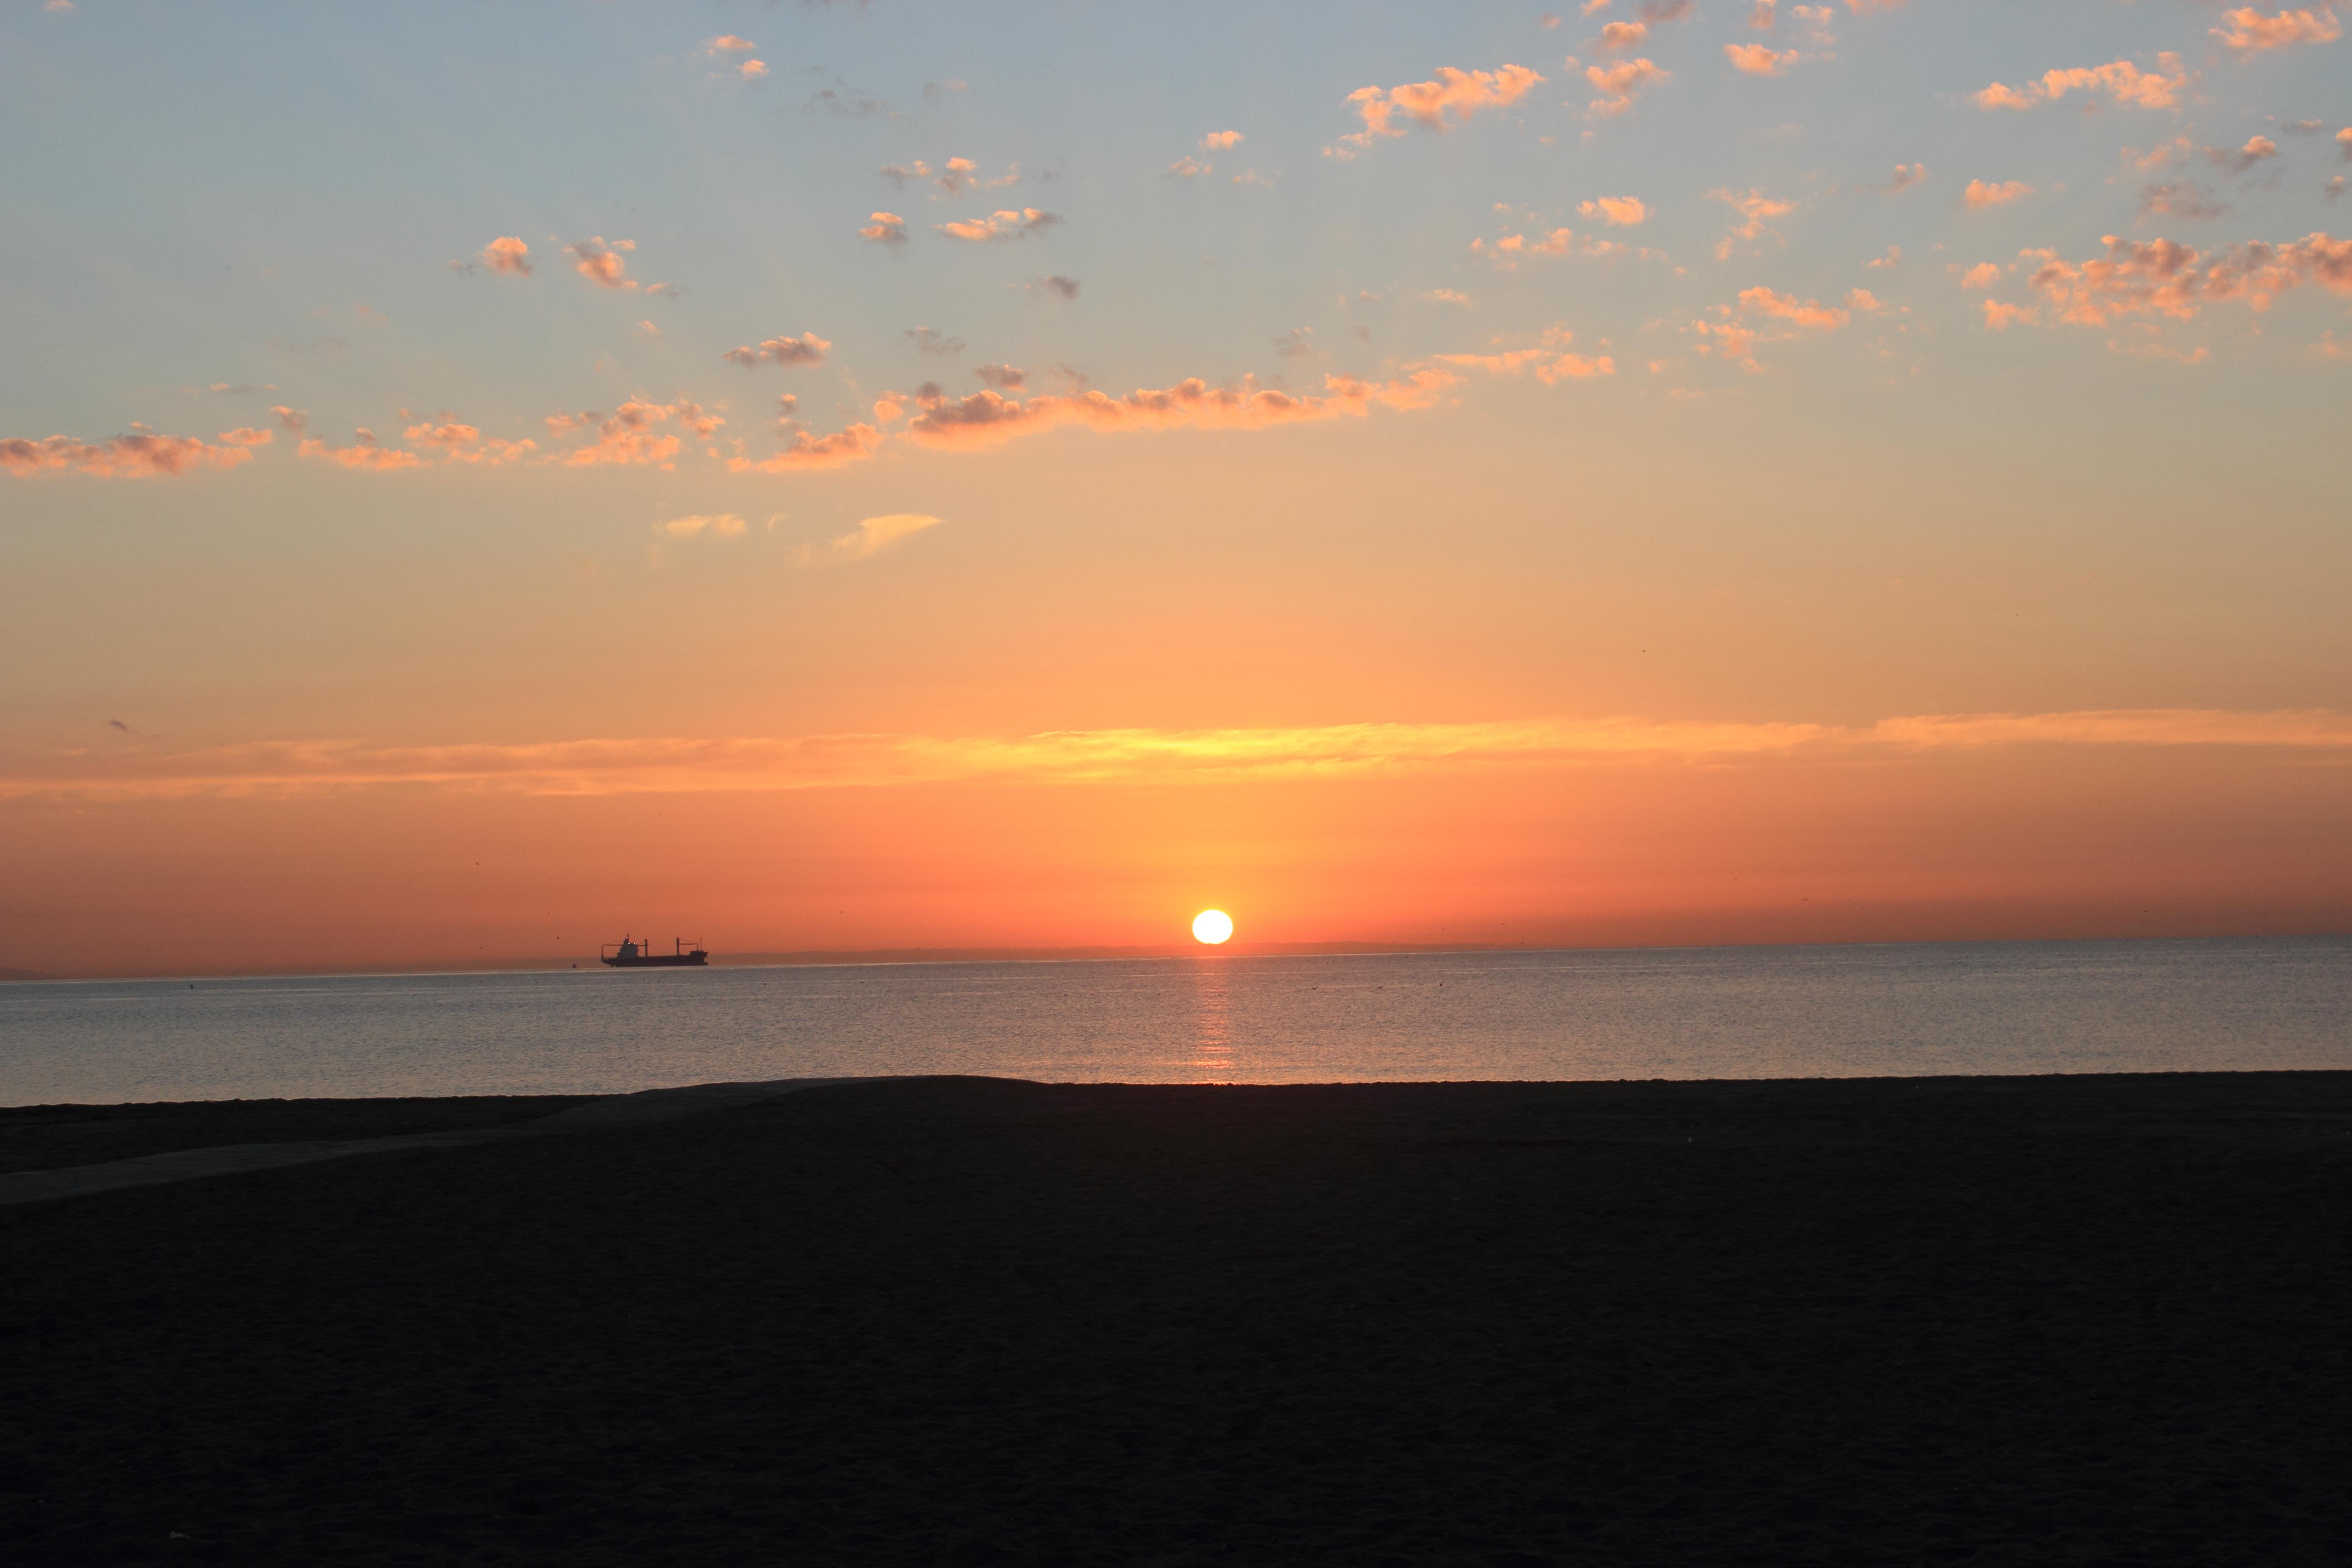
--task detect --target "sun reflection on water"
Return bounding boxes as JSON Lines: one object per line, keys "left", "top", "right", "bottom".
{"left": 1190, "top": 955, "right": 1233, "bottom": 1082}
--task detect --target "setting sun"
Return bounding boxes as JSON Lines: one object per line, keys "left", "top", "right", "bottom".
{"left": 1191, "top": 910, "right": 1234, "bottom": 946}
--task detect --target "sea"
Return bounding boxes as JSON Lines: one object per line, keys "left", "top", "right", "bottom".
{"left": 2, "top": 937, "right": 2347, "bottom": 1106}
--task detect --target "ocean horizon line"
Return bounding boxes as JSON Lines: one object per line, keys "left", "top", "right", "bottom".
{"left": 6, "top": 929, "right": 2347, "bottom": 989}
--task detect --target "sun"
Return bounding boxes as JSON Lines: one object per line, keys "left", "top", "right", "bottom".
{"left": 1191, "top": 909, "right": 1234, "bottom": 945}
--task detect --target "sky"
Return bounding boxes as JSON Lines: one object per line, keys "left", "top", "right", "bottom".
{"left": 3, "top": 0, "right": 2349, "bottom": 976}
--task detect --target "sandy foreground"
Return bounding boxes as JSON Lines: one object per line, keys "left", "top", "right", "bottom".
{"left": 2, "top": 1073, "right": 2347, "bottom": 1565}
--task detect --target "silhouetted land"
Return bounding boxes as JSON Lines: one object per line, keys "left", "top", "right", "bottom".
{"left": 4, "top": 1073, "right": 2348, "bottom": 1564}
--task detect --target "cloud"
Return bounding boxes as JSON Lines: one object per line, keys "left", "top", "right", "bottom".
{"left": 936, "top": 208, "right": 1059, "bottom": 241}
{"left": 973, "top": 363, "right": 1027, "bottom": 390}
{"left": 883, "top": 157, "right": 1019, "bottom": 196}
{"left": 889, "top": 369, "right": 1458, "bottom": 452}
{"left": 1982, "top": 300, "right": 2038, "bottom": 330}
{"left": 1974, "top": 55, "right": 2187, "bottom": 112}
{"left": 738, "top": 59, "right": 769, "bottom": 83}
{"left": 722, "top": 331, "right": 831, "bottom": 369}
{"left": 473, "top": 237, "right": 531, "bottom": 276}
{"left": 708, "top": 34, "right": 756, "bottom": 53}
{"left": 1963, "top": 179, "right": 2032, "bottom": 209}
{"left": 296, "top": 429, "right": 424, "bottom": 470}
{"left": 2021, "top": 231, "right": 2352, "bottom": 325}
{"left": 1960, "top": 262, "right": 2004, "bottom": 289}
{"left": 860, "top": 212, "right": 909, "bottom": 247}
{"left": 2140, "top": 182, "right": 2227, "bottom": 220}
{"left": 805, "top": 513, "right": 942, "bottom": 566}
{"left": 1201, "top": 130, "right": 1244, "bottom": 150}
{"left": 1867, "top": 245, "right": 1902, "bottom": 269}
{"left": 1725, "top": 43, "right": 1800, "bottom": 74}
{"left": 2212, "top": 6, "right": 2340, "bottom": 52}
{"left": 402, "top": 420, "right": 537, "bottom": 464}
{"left": 564, "top": 236, "right": 637, "bottom": 289}
{"left": 22, "top": 708, "right": 2352, "bottom": 804}
{"left": 270, "top": 405, "right": 307, "bottom": 435}
{"left": 907, "top": 327, "right": 965, "bottom": 355}
{"left": 1740, "top": 285, "right": 1850, "bottom": 328}
{"left": 2209, "top": 135, "right": 2281, "bottom": 174}
{"left": 1274, "top": 327, "right": 1315, "bottom": 358}
{"left": 1436, "top": 336, "right": 1614, "bottom": 380}
{"left": 1845, "top": 287, "right": 1885, "bottom": 313}
{"left": 1598, "top": 22, "right": 1649, "bottom": 51}
{"left": 1471, "top": 227, "right": 1575, "bottom": 264}
{"left": 1424, "top": 287, "right": 1474, "bottom": 304}
{"left": 1, "top": 430, "right": 262, "bottom": 479}
{"left": 1749, "top": 0, "right": 1777, "bottom": 25}
{"left": 547, "top": 400, "right": 688, "bottom": 467}
{"left": 1873, "top": 163, "right": 1927, "bottom": 194}
{"left": 1327, "top": 64, "right": 1545, "bottom": 157}
{"left": 727, "top": 424, "right": 886, "bottom": 473}
{"left": 1167, "top": 156, "right": 1214, "bottom": 178}
{"left": 1584, "top": 57, "right": 1667, "bottom": 117}
{"left": 1578, "top": 195, "right": 1649, "bottom": 225}
{"left": 1707, "top": 187, "right": 1794, "bottom": 257}
{"left": 657, "top": 513, "right": 747, "bottom": 540}
{"left": 1025, "top": 274, "right": 1082, "bottom": 299}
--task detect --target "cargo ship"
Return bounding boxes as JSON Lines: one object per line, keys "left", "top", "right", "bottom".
{"left": 600, "top": 935, "right": 710, "bottom": 968}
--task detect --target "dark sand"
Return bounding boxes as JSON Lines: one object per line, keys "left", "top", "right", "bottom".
{"left": 3, "top": 1073, "right": 2348, "bottom": 1564}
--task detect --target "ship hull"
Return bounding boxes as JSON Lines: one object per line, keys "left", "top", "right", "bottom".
{"left": 600, "top": 953, "right": 709, "bottom": 967}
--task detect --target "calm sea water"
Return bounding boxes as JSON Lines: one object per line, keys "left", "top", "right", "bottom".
{"left": 1, "top": 939, "right": 2347, "bottom": 1106}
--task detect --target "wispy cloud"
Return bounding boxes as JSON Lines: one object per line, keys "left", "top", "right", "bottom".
{"left": 1, "top": 431, "right": 262, "bottom": 478}
{"left": 803, "top": 512, "right": 942, "bottom": 566}
{"left": 15, "top": 709, "right": 2349, "bottom": 804}
{"left": 889, "top": 369, "right": 1458, "bottom": 451}
{"left": 936, "top": 208, "right": 1059, "bottom": 242}
{"left": 722, "top": 332, "right": 830, "bottom": 368}
{"left": 859, "top": 212, "right": 909, "bottom": 247}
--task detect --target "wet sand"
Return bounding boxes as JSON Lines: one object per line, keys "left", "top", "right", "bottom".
{"left": 3, "top": 1073, "right": 2348, "bottom": 1564}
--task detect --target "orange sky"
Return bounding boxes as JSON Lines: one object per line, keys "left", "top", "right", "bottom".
{"left": 4, "top": 6, "right": 2349, "bottom": 975}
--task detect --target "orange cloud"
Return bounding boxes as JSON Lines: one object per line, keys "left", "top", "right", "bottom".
{"left": 20, "top": 708, "right": 2346, "bottom": 805}
{"left": 219, "top": 427, "right": 274, "bottom": 448}
{"left": 891, "top": 369, "right": 1457, "bottom": 451}
{"left": 1200, "top": 130, "right": 1244, "bottom": 150}
{"left": 1964, "top": 179, "right": 2032, "bottom": 208}
{"left": 401, "top": 421, "right": 537, "bottom": 464}
{"left": 722, "top": 332, "right": 830, "bottom": 369}
{"left": 2212, "top": 6, "right": 2340, "bottom": 51}
{"left": 549, "top": 401, "right": 686, "bottom": 467}
{"left": 2209, "top": 136, "right": 2280, "bottom": 174}
{"left": 727, "top": 424, "right": 886, "bottom": 474}
{"left": 1328, "top": 64, "right": 1545, "bottom": 156}
{"left": 2024, "top": 232, "right": 2352, "bottom": 325}
{"left": 564, "top": 236, "right": 637, "bottom": 289}
{"left": 1725, "top": 43, "right": 1800, "bottom": 74}
{"left": 1974, "top": 54, "right": 2187, "bottom": 111}
{"left": 477, "top": 237, "right": 531, "bottom": 276}
{"left": 1, "top": 431, "right": 260, "bottom": 478}
{"left": 708, "top": 34, "right": 756, "bottom": 53}
{"left": 1707, "top": 187, "right": 1794, "bottom": 257}
{"left": 1960, "top": 262, "right": 2004, "bottom": 289}
{"left": 1740, "top": 285, "right": 1850, "bottom": 329}
{"left": 1471, "top": 227, "right": 1575, "bottom": 264}
{"left": 297, "top": 429, "right": 424, "bottom": 470}
{"left": 935, "top": 208, "right": 1059, "bottom": 241}
{"left": 1982, "top": 300, "right": 2038, "bottom": 330}
{"left": 1584, "top": 57, "right": 1667, "bottom": 117}
{"left": 1578, "top": 195, "right": 1649, "bottom": 225}
{"left": 1598, "top": 21, "right": 1648, "bottom": 51}
{"left": 859, "top": 212, "right": 909, "bottom": 247}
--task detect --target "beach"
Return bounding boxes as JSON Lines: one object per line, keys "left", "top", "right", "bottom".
{"left": 4, "top": 1073, "right": 2348, "bottom": 1563}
